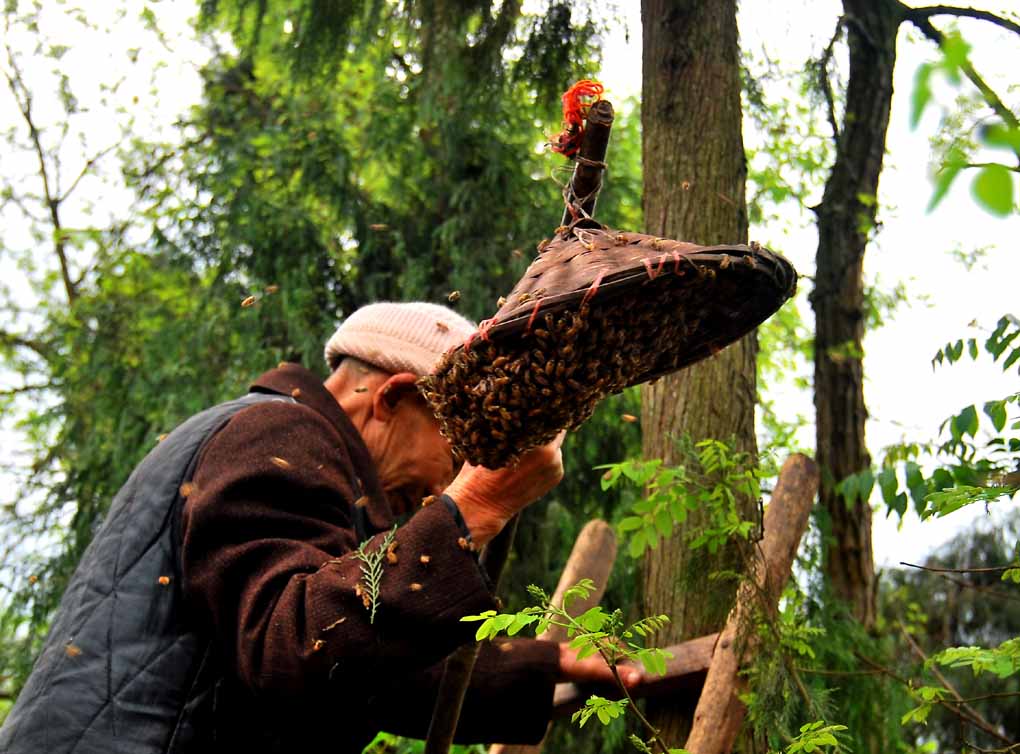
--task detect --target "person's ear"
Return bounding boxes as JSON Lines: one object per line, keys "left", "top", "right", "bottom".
{"left": 371, "top": 372, "right": 421, "bottom": 421}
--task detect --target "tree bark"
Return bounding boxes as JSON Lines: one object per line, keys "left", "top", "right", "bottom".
{"left": 812, "top": 0, "right": 901, "bottom": 631}
{"left": 639, "top": 0, "right": 753, "bottom": 746}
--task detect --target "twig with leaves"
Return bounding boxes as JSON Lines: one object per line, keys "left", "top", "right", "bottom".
{"left": 353, "top": 526, "right": 398, "bottom": 625}
{"left": 463, "top": 579, "right": 680, "bottom": 754}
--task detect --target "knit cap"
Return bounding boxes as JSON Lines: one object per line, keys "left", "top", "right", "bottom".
{"left": 324, "top": 302, "right": 476, "bottom": 376}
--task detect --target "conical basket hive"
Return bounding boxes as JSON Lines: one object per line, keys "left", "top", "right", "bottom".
{"left": 420, "top": 223, "right": 797, "bottom": 469}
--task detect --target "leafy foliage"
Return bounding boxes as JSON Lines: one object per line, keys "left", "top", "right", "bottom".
{"left": 911, "top": 29, "right": 1019, "bottom": 216}
{"left": 463, "top": 579, "right": 676, "bottom": 753}
{"left": 784, "top": 721, "right": 848, "bottom": 754}
{"left": 599, "top": 437, "right": 763, "bottom": 558}
{"left": 572, "top": 695, "right": 629, "bottom": 729}
{"left": 839, "top": 314, "right": 1020, "bottom": 525}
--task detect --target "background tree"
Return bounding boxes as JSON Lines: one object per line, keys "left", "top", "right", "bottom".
{"left": 638, "top": 0, "right": 756, "bottom": 746}
{"left": 812, "top": 0, "right": 1020, "bottom": 632}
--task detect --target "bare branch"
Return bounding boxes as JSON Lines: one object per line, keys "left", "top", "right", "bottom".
{"left": 0, "top": 329, "right": 50, "bottom": 358}
{"left": 58, "top": 142, "right": 119, "bottom": 204}
{"left": 0, "top": 185, "right": 46, "bottom": 223}
{"left": 899, "top": 561, "right": 1013, "bottom": 574}
{"left": 953, "top": 692, "right": 1020, "bottom": 704}
{"left": 795, "top": 666, "right": 887, "bottom": 677}
{"left": 932, "top": 571, "right": 1020, "bottom": 603}
{"left": 3, "top": 40, "right": 78, "bottom": 303}
{"left": 906, "top": 5, "right": 1020, "bottom": 38}
{"left": 958, "top": 162, "right": 1020, "bottom": 173}
{"left": 816, "top": 16, "right": 846, "bottom": 148}
{"left": 0, "top": 381, "right": 54, "bottom": 397}
{"left": 962, "top": 741, "right": 1020, "bottom": 754}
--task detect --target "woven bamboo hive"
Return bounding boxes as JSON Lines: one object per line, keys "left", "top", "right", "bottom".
{"left": 419, "top": 223, "right": 797, "bottom": 469}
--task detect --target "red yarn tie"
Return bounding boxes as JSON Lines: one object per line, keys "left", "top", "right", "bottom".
{"left": 550, "top": 79, "right": 604, "bottom": 157}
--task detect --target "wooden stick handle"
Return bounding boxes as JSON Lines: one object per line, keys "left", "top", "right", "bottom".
{"left": 559, "top": 99, "right": 615, "bottom": 228}
{"left": 424, "top": 515, "right": 520, "bottom": 754}
{"left": 490, "top": 519, "right": 618, "bottom": 754}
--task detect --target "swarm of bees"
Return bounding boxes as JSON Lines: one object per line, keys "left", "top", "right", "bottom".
{"left": 419, "top": 227, "right": 796, "bottom": 469}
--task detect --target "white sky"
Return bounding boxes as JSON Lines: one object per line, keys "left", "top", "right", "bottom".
{"left": 2, "top": 1, "right": 1018, "bottom": 568}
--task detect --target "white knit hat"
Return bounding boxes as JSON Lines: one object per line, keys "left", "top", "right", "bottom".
{"left": 324, "top": 302, "right": 477, "bottom": 376}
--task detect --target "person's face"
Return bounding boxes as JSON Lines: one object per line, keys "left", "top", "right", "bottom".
{"left": 368, "top": 388, "right": 458, "bottom": 517}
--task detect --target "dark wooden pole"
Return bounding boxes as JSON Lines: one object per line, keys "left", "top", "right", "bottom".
{"left": 490, "top": 519, "right": 618, "bottom": 754}
{"left": 424, "top": 516, "right": 520, "bottom": 754}
{"left": 560, "top": 99, "right": 615, "bottom": 227}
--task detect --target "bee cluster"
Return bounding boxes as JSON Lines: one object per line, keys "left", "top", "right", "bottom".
{"left": 421, "top": 224, "right": 796, "bottom": 469}
{"left": 421, "top": 271, "right": 714, "bottom": 469}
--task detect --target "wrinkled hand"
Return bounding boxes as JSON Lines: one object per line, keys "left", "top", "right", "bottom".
{"left": 558, "top": 642, "right": 642, "bottom": 689}
{"left": 444, "top": 432, "right": 565, "bottom": 547}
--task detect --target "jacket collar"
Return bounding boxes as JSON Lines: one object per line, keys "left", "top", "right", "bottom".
{"left": 248, "top": 362, "right": 394, "bottom": 530}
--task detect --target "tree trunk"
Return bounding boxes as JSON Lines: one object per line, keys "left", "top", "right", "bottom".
{"left": 812, "top": 0, "right": 901, "bottom": 631}
{"left": 639, "top": 0, "right": 753, "bottom": 746}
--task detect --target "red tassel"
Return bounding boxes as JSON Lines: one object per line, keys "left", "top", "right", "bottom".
{"left": 550, "top": 79, "right": 604, "bottom": 157}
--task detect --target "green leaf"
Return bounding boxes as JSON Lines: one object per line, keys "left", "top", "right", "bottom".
{"left": 857, "top": 468, "right": 875, "bottom": 504}
{"left": 507, "top": 613, "right": 537, "bottom": 636}
{"left": 958, "top": 404, "right": 979, "bottom": 438}
{"left": 910, "top": 63, "right": 934, "bottom": 128}
{"left": 931, "top": 467, "right": 954, "bottom": 491}
{"left": 980, "top": 122, "right": 1020, "bottom": 152}
{"left": 971, "top": 164, "right": 1015, "bottom": 217}
{"left": 878, "top": 467, "right": 899, "bottom": 505}
{"left": 628, "top": 529, "right": 646, "bottom": 559}
{"left": 1004, "top": 346, "right": 1020, "bottom": 372}
{"left": 577, "top": 606, "right": 608, "bottom": 632}
{"left": 940, "top": 31, "right": 972, "bottom": 82}
{"left": 618, "top": 516, "right": 644, "bottom": 533}
{"left": 654, "top": 508, "right": 672, "bottom": 537}
{"left": 839, "top": 472, "right": 859, "bottom": 509}
{"left": 984, "top": 400, "right": 1008, "bottom": 432}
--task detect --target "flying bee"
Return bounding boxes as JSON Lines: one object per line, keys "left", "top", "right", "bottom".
{"left": 447, "top": 290, "right": 461, "bottom": 303}
{"left": 241, "top": 295, "right": 258, "bottom": 308}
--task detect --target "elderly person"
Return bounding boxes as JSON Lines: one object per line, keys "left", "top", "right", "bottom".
{"left": 1, "top": 302, "right": 638, "bottom": 754}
